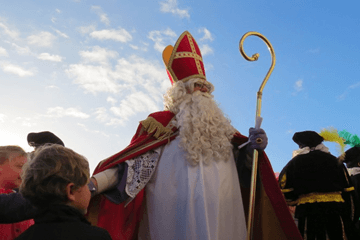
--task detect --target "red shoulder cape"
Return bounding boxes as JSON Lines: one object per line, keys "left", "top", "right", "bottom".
{"left": 87, "top": 111, "right": 302, "bottom": 240}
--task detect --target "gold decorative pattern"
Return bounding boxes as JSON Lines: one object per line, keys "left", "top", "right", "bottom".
{"left": 187, "top": 32, "right": 204, "bottom": 76}
{"left": 165, "top": 31, "right": 208, "bottom": 83}
{"left": 344, "top": 186, "right": 355, "bottom": 192}
{"left": 279, "top": 173, "right": 286, "bottom": 189}
{"left": 140, "top": 117, "right": 174, "bottom": 140}
{"left": 297, "top": 192, "right": 344, "bottom": 205}
{"left": 281, "top": 188, "right": 294, "bottom": 193}
{"left": 174, "top": 52, "right": 203, "bottom": 61}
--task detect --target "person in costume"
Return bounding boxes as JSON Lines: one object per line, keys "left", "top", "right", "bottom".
{"left": 279, "top": 130, "right": 360, "bottom": 240}
{"left": 87, "top": 31, "right": 302, "bottom": 240}
{"left": 342, "top": 146, "right": 360, "bottom": 215}
{"left": 0, "top": 145, "right": 34, "bottom": 239}
{"left": 17, "top": 144, "right": 112, "bottom": 240}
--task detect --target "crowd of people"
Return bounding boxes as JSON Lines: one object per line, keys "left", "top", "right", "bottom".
{"left": 1, "top": 31, "right": 359, "bottom": 240}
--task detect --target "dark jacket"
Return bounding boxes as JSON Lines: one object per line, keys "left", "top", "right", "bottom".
{"left": 0, "top": 193, "right": 37, "bottom": 223}
{"left": 15, "top": 204, "right": 111, "bottom": 240}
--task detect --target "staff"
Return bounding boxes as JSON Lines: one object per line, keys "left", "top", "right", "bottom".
{"left": 239, "top": 31, "right": 276, "bottom": 240}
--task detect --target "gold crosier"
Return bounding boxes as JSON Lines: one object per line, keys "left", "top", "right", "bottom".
{"left": 239, "top": 31, "right": 276, "bottom": 240}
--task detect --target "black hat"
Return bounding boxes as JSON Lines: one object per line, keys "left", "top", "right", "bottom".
{"left": 293, "top": 131, "right": 324, "bottom": 148}
{"left": 343, "top": 146, "right": 360, "bottom": 167}
{"left": 27, "top": 131, "right": 65, "bottom": 148}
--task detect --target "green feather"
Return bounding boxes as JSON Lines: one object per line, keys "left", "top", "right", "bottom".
{"left": 339, "top": 130, "right": 360, "bottom": 147}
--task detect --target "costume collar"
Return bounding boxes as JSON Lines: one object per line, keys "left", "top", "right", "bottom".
{"left": 292, "top": 143, "right": 330, "bottom": 158}
{"left": 347, "top": 167, "right": 360, "bottom": 176}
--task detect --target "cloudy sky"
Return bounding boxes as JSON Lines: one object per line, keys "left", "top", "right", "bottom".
{"left": 1, "top": 0, "right": 359, "bottom": 173}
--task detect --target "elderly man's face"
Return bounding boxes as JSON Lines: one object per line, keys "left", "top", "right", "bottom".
{"left": 0, "top": 155, "right": 27, "bottom": 189}
{"left": 193, "top": 82, "right": 209, "bottom": 93}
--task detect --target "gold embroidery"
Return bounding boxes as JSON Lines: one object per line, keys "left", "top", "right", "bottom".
{"left": 166, "top": 31, "right": 207, "bottom": 83}
{"left": 187, "top": 32, "right": 204, "bottom": 76}
{"left": 140, "top": 117, "right": 173, "bottom": 140}
{"left": 297, "top": 192, "right": 344, "bottom": 205}
{"left": 174, "top": 52, "right": 203, "bottom": 61}
{"left": 281, "top": 188, "right": 294, "bottom": 193}
{"left": 280, "top": 173, "right": 286, "bottom": 189}
{"left": 344, "top": 186, "right": 355, "bottom": 192}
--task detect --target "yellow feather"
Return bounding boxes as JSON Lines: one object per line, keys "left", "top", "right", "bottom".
{"left": 319, "top": 127, "right": 346, "bottom": 155}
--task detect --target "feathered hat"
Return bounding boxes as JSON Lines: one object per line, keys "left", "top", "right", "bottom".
{"left": 162, "top": 31, "right": 206, "bottom": 84}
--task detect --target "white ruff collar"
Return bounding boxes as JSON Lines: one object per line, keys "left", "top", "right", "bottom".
{"left": 347, "top": 167, "right": 360, "bottom": 176}
{"left": 292, "top": 143, "right": 330, "bottom": 158}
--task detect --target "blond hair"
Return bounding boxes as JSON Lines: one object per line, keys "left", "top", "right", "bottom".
{"left": 0, "top": 145, "right": 27, "bottom": 165}
{"left": 20, "top": 144, "right": 89, "bottom": 208}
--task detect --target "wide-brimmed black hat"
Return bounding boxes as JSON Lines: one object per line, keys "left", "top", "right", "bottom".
{"left": 27, "top": 131, "right": 65, "bottom": 148}
{"left": 293, "top": 131, "right": 324, "bottom": 148}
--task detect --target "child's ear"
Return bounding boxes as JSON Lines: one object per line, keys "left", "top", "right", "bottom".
{"left": 65, "top": 182, "right": 76, "bottom": 202}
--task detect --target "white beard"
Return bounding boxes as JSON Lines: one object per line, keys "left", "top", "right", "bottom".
{"left": 173, "top": 91, "right": 237, "bottom": 165}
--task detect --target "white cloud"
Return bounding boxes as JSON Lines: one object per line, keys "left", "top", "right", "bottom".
{"left": 67, "top": 54, "right": 171, "bottom": 125}
{"left": 38, "top": 53, "right": 63, "bottom": 62}
{"left": 51, "top": 17, "right": 57, "bottom": 23}
{"left": 200, "top": 44, "right": 213, "bottom": 56}
{"left": 349, "top": 82, "right": 360, "bottom": 89}
{"left": 46, "top": 107, "right": 90, "bottom": 119}
{"left": 294, "top": 79, "right": 303, "bottom": 92}
{"left": 46, "top": 85, "right": 59, "bottom": 89}
{"left": 337, "top": 81, "right": 360, "bottom": 101}
{"left": 199, "top": 28, "right": 213, "bottom": 41}
{"left": 67, "top": 55, "right": 169, "bottom": 95}
{"left": 90, "top": 28, "right": 132, "bottom": 42}
{"left": 66, "top": 64, "right": 121, "bottom": 94}
{"left": 0, "top": 47, "right": 8, "bottom": 57}
{"left": 0, "top": 22, "right": 19, "bottom": 39}
{"left": 56, "top": 9, "right": 61, "bottom": 13}
{"left": 79, "top": 25, "right": 96, "bottom": 34}
{"left": 110, "top": 91, "right": 159, "bottom": 121}
{"left": 27, "top": 31, "right": 56, "bottom": 47}
{"left": 91, "top": 6, "right": 110, "bottom": 26}
{"left": 0, "top": 62, "right": 34, "bottom": 77}
{"left": 0, "top": 113, "right": 6, "bottom": 123}
{"left": 129, "top": 44, "right": 139, "bottom": 50}
{"left": 93, "top": 107, "right": 124, "bottom": 126}
{"left": 107, "top": 96, "right": 117, "bottom": 105}
{"left": 11, "top": 43, "right": 31, "bottom": 55}
{"left": 148, "top": 28, "right": 177, "bottom": 52}
{"left": 54, "top": 29, "right": 69, "bottom": 38}
{"left": 79, "top": 46, "right": 118, "bottom": 65}
{"left": 94, "top": 107, "right": 108, "bottom": 122}
{"left": 160, "top": 0, "right": 190, "bottom": 19}
{"left": 77, "top": 123, "right": 110, "bottom": 137}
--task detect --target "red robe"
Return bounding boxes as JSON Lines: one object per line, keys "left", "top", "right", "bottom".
{"left": 87, "top": 111, "right": 302, "bottom": 240}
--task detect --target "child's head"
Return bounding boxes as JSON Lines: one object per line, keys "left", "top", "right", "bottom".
{"left": 20, "top": 144, "right": 90, "bottom": 213}
{"left": 0, "top": 145, "right": 27, "bottom": 189}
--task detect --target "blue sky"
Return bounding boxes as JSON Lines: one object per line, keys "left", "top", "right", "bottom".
{"left": 0, "top": 0, "right": 359, "bottom": 173}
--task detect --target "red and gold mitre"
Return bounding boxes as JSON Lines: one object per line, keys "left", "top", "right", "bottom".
{"left": 162, "top": 31, "right": 206, "bottom": 84}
